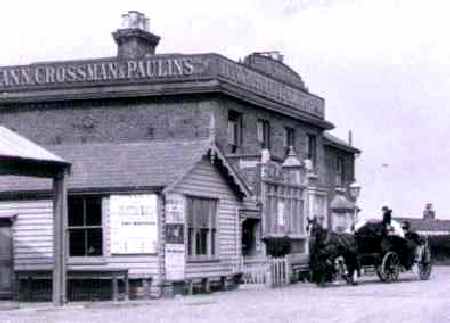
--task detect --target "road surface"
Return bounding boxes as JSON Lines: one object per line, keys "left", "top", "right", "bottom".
{"left": 0, "top": 266, "right": 449, "bottom": 323}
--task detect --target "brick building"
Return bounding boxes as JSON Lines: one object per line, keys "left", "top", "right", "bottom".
{"left": 0, "top": 12, "right": 360, "bottom": 300}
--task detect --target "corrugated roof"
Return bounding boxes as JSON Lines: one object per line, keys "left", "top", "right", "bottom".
{"left": 323, "top": 132, "right": 360, "bottom": 154}
{"left": 394, "top": 217, "right": 450, "bottom": 232}
{"left": 0, "top": 140, "right": 210, "bottom": 193}
{"left": 0, "top": 126, "right": 66, "bottom": 163}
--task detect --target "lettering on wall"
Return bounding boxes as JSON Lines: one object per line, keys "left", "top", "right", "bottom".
{"left": 0, "top": 58, "right": 195, "bottom": 88}
{"left": 217, "top": 59, "right": 324, "bottom": 117}
{"left": 0, "top": 54, "right": 324, "bottom": 119}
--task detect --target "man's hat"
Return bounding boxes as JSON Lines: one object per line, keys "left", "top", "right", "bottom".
{"left": 402, "top": 221, "right": 410, "bottom": 230}
{"left": 381, "top": 205, "right": 390, "bottom": 212}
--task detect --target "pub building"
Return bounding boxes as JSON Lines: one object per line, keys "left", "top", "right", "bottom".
{"left": 0, "top": 11, "right": 360, "bottom": 301}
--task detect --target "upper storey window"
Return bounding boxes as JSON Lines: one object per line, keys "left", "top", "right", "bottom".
{"left": 227, "top": 111, "right": 242, "bottom": 152}
{"left": 257, "top": 119, "right": 270, "bottom": 149}
{"left": 307, "top": 134, "right": 317, "bottom": 169}
{"left": 284, "top": 127, "right": 295, "bottom": 148}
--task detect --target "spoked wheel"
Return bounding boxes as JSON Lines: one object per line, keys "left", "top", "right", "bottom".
{"left": 378, "top": 252, "right": 400, "bottom": 282}
{"left": 417, "top": 243, "right": 432, "bottom": 280}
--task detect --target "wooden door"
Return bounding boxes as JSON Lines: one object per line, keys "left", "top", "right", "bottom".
{"left": 0, "top": 221, "right": 13, "bottom": 299}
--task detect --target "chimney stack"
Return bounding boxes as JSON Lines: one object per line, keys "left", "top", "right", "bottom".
{"left": 112, "top": 11, "right": 161, "bottom": 59}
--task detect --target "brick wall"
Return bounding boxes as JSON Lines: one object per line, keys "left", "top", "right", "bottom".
{"left": 214, "top": 96, "right": 326, "bottom": 184}
{"left": 0, "top": 96, "right": 216, "bottom": 145}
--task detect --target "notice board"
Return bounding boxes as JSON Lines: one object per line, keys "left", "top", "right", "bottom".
{"left": 110, "top": 194, "right": 159, "bottom": 254}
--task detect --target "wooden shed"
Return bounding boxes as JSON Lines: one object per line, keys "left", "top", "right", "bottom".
{"left": 0, "top": 138, "right": 250, "bottom": 300}
{"left": 0, "top": 126, "right": 70, "bottom": 304}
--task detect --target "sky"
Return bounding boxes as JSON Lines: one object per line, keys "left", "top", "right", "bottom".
{"left": 0, "top": 0, "right": 449, "bottom": 219}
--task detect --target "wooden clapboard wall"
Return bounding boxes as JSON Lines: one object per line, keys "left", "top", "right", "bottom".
{"left": 0, "top": 200, "right": 53, "bottom": 271}
{"left": 0, "top": 198, "right": 161, "bottom": 279}
{"left": 171, "top": 159, "right": 243, "bottom": 279}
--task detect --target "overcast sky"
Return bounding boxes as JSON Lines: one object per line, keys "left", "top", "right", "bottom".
{"left": 1, "top": 0, "right": 449, "bottom": 219}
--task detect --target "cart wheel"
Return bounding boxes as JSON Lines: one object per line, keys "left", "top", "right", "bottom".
{"left": 379, "top": 252, "right": 400, "bottom": 282}
{"left": 417, "top": 244, "right": 432, "bottom": 280}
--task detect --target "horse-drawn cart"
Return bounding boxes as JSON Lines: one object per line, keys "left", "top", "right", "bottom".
{"left": 308, "top": 219, "right": 432, "bottom": 286}
{"left": 355, "top": 221, "right": 432, "bottom": 283}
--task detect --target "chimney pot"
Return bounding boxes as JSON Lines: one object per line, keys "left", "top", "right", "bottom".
{"left": 113, "top": 11, "right": 160, "bottom": 58}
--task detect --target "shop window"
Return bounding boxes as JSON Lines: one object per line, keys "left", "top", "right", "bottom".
{"left": 68, "top": 196, "right": 103, "bottom": 256}
{"left": 284, "top": 127, "right": 295, "bottom": 149}
{"left": 227, "top": 110, "right": 242, "bottom": 152}
{"left": 186, "top": 197, "right": 217, "bottom": 260}
{"left": 307, "top": 134, "right": 317, "bottom": 168}
{"left": 257, "top": 119, "right": 270, "bottom": 148}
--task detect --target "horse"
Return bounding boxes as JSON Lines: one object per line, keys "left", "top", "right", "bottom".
{"left": 307, "top": 218, "right": 360, "bottom": 286}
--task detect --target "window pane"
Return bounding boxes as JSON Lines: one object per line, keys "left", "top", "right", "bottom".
{"left": 187, "top": 228, "right": 193, "bottom": 255}
{"left": 210, "top": 200, "right": 217, "bottom": 228}
{"left": 85, "top": 197, "right": 102, "bottom": 226}
{"left": 257, "top": 120, "right": 264, "bottom": 144}
{"left": 195, "top": 231, "right": 201, "bottom": 255}
{"left": 211, "top": 229, "right": 216, "bottom": 255}
{"left": 200, "top": 229, "right": 208, "bottom": 255}
{"left": 264, "top": 121, "right": 270, "bottom": 148}
{"left": 68, "top": 197, "right": 84, "bottom": 227}
{"left": 227, "top": 120, "right": 236, "bottom": 145}
{"left": 86, "top": 228, "right": 103, "bottom": 256}
{"left": 186, "top": 198, "right": 193, "bottom": 227}
{"left": 69, "top": 229, "right": 86, "bottom": 256}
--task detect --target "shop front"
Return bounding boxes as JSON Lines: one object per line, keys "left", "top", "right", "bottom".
{"left": 0, "top": 140, "right": 250, "bottom": 301}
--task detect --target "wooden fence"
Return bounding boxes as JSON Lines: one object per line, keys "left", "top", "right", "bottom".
{"left": 240, "top": 255, "right": 291, "bottom": 288}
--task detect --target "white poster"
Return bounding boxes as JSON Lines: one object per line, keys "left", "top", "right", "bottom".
{"left": 165, "top": 244, "right": 186, "bottom": 280}
{"left": 110, "top": 194, "right": 159, "bottom": 254}
{"left": 165, "top": 194, "right": 185, "bottom": 223}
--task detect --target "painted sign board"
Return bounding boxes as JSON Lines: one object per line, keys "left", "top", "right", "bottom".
{"left": 110, "top": 194, "right": 159, "bottom": 254}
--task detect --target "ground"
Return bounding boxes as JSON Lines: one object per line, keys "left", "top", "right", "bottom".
{"left": 0, "top": 266, "right": 449, "bottom": 323}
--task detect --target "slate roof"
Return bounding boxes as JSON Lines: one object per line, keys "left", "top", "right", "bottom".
{"left": 0, "top": 139, "right": 250, "bottom": 196}
{"left": 394, "top": 217, "right": 450, "bottom": 232}
{"left": 323, "top": 132, "right": 360, "bottom": 154}
{"left": 0, "top": 126, "right": 67, "bottom": 164}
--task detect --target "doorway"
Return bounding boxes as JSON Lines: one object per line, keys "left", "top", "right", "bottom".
{"left": 0, "top": 220, "right": 13, "bottom": 299}
{"left": 242, "top": 219, "right": 259, "bottom": 256}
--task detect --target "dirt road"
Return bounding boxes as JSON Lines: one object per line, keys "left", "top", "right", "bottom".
{"left": 0, "top": 266, "right": 449, "bottom": 323}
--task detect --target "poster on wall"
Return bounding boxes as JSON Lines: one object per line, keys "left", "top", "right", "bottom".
{"left": 110, "top": 194, "right": 159, "bottom": 254}
{"left": 165, "top": 194, "right": 186, "bottom": 280}
{"left": 165, "top": 244, "right": 185, "bottom": 280}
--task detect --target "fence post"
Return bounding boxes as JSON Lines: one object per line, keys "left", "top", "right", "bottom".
{"left": 284, "top": 255, "right": 290, "bottom": 285}
{"left": 266, "top": 256, "right": 273, "bottom": 287}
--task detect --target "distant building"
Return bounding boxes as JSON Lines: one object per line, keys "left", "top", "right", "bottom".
{"left": 395, "top": 204, "right": 450, "bottom": 236}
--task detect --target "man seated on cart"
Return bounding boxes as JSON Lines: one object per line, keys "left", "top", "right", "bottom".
{"left": 402, "top": 220, "right": 425, "bottom": 267}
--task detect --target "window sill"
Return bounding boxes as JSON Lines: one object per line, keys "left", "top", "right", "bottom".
{"left": 187, "top": 257, "right": 220, "bottom": 263}
{"left": 68, "top": 257, "right": 107, "bottom": 265}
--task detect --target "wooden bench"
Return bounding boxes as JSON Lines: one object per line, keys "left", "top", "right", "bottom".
{"left": 184, "top": 274, "right": 239, "bottom": 295}
{"left": 15, "top": 269, "right": 129, "bottom": 302}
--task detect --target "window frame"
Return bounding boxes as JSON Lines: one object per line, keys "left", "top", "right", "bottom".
{"left": 186, "top": 196, "right": 218, "bottom": 262}
{"left": 335, "top": 156, "right": 345, "bottom": 186}
{"left": 307, "top": 134, "right": 317, "bottom": 169}
{"left": 68, "top": 195, "right": 104, "bottom": 257}
{"left": 284, "top": 127, "right": 295, "bottom": 148}
{"left": 227, "top": 110, "right": 243, "bottom": 151}
{"left": 257, "top": 119, "right": 271, "bottom": 149}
